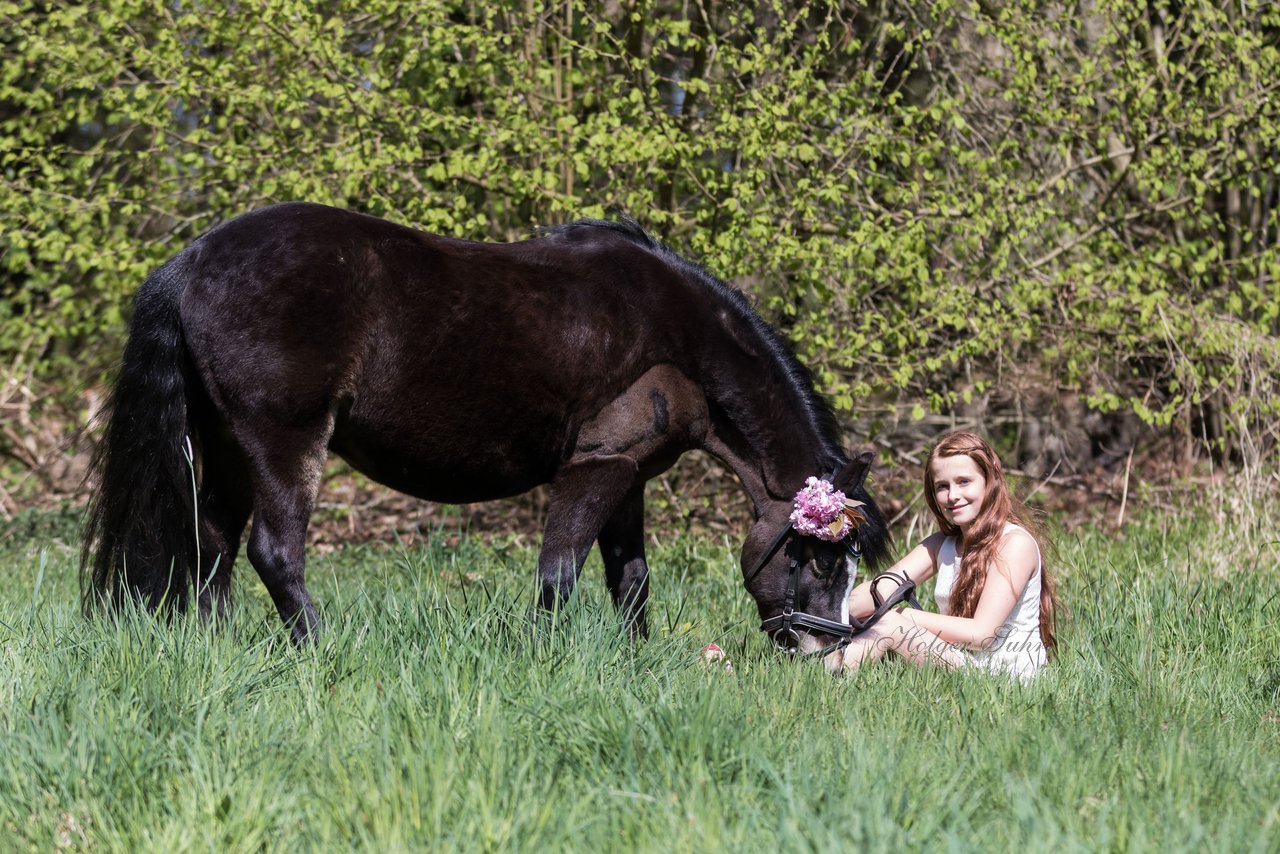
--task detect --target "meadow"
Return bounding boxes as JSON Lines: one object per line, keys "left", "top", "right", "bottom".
{"left": 1, "top": 505, "right": 1277, "bottom": 853}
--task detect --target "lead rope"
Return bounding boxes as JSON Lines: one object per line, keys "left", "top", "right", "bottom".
{"left": 817, "top": 568, "right": 923, "bottom": 657}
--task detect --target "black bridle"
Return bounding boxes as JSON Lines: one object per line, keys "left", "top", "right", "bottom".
{"left": 745, "top": 517, "right": 921, "bottom": 653}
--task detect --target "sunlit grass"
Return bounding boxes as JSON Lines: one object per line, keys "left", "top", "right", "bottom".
{"left": 1, "top": 508, "right": 1277, "bottom": 852}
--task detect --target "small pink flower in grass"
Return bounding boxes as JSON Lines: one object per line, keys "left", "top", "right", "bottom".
{"left": 790, "top": 476, "right": 864, "bottom": 542}
{"left": 698, "top": 643, "right": 734, "bottom": 672}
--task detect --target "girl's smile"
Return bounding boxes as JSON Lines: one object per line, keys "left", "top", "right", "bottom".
{"left": 929, "top": 454, "right": 986, "bottom": 532}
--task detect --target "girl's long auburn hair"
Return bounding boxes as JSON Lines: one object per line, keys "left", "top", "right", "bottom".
{"left": 923, "top": 431, "right": 1058, "bottom": 656}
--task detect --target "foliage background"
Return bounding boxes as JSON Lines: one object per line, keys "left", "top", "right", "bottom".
{"left": 1, "top": 0, "right": 1278, "bottom": 514}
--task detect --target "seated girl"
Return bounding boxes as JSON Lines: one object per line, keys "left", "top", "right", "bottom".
{"left": 829, "top": 431, "right": 1058, "bottom": 679}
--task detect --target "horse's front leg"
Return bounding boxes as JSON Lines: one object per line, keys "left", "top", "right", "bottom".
{"left": 537, "top": 455, "right": 639, "bottom": 619}
{"left": 597, "top": 485, "right": 650, "bottom": 640}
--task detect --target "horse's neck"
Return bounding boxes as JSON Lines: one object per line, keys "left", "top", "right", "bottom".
{"left": 690, "top": 299, "right": 840, "bottom": 516}
{"left": 700, "top": 400, "right": 831, "bottom": 518}
{"left": 706, "top": 425, "right": 824, "bottom": 512}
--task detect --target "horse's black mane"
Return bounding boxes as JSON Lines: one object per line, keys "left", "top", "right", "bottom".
{"left": 545, "top": 217, "right": 848, "bottom": 470}
{"left": 542, "top": 215, "right": 660, "bottom": 249}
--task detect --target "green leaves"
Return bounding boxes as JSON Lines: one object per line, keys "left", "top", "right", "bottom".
{"left": 2, "top": 0, "right": 1278, "bottom": 450}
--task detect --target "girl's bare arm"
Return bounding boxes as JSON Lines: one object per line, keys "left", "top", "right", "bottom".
{"left": 847, "top": 532, "right": 945, "bottom": 618}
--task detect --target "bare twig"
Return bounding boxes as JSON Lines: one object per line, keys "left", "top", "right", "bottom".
{"left": 1116, "top": 446, "right": 1135, "bottom": 527}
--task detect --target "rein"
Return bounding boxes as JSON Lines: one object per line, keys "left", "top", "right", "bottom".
{"left": 747, "top": 522, "right": 921, "bottom": 653}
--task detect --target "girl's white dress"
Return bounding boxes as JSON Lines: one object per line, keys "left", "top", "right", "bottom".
{"left": 933, "top": 523, "right": 1048, "bottom": 680}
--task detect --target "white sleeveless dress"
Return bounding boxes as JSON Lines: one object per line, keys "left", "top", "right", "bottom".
{"left": 933, "top": 523, "right": 1047, "bottom": 680}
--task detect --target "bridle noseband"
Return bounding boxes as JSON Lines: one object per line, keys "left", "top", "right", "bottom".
{"left": 746, "top": 513, "right": 921, "bottom": 655}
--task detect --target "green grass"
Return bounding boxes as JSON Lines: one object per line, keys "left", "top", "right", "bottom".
{"left": 1, "top": 511, "right": 1277, "bottom": 852}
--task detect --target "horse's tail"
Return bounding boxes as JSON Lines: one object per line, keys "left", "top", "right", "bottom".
{"left": 82, "top": 251, "right": 202, "bottom": 615}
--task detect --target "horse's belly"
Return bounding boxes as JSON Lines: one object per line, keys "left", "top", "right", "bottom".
{"left": 329, "top": 416, "right": 562, "bottom": 504}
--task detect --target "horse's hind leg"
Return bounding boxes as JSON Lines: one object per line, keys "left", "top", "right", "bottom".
{"left": 538, "top": 455, "right": 639, "bottom": 618}
{"left": 241, "top": 422, "right": 331, "bottom": 645}
{"left": 597, "top": 486, "right": 650, "bottom": 640}
{"left": 194, "top": 436, "right": 252, "bottom": 623}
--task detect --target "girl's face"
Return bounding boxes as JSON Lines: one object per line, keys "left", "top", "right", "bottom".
{"left": 930, "top": 454, "right": 986, "bottom": 532}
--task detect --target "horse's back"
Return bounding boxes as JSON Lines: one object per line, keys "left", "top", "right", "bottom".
{"left": 174, "top": 204, "right": 703, "bottom": 501}
{"left": 181, "top": 202, "right": 678, "bottom": 346}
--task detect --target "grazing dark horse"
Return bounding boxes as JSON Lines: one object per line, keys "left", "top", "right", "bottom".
{"left": 83, "top": 202, "right": 888, "bottom": 653}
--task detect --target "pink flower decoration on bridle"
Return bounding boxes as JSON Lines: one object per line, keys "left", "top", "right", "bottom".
{"left": 790, "top": 476, "right": 866, "bottom": 542}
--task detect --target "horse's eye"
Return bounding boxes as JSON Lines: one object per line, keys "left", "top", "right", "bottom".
{"left": 811, "top": 555, "right": 837, "bottom": 579}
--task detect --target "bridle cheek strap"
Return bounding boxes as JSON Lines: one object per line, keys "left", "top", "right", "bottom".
{"left": 744, "top": 521, "right": 794, "bottom": 585}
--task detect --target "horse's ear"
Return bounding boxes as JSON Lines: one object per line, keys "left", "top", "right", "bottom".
{"left": 833, "top": 451, "right": 875, "bottom": 493}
